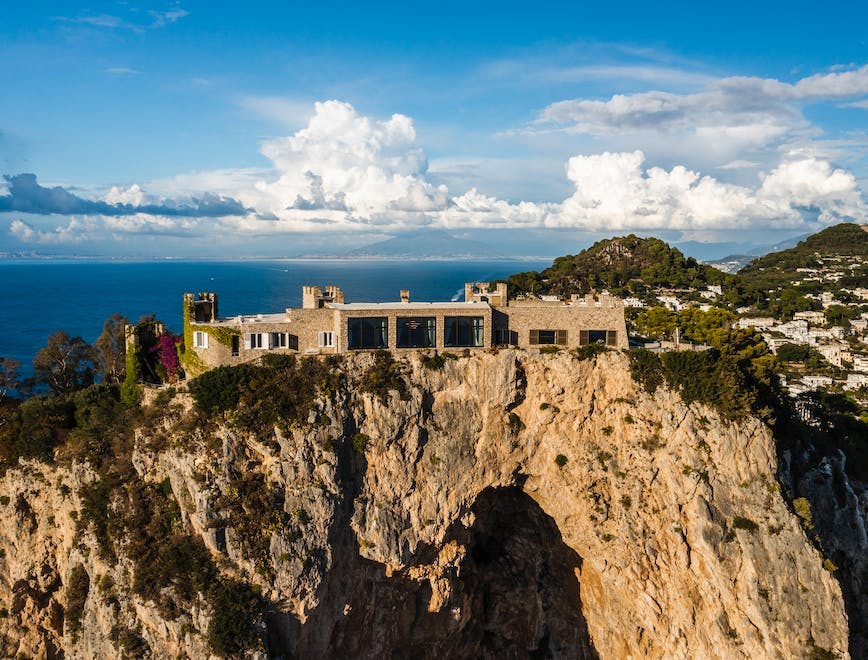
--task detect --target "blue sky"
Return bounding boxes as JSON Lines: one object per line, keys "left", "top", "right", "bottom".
{"left": 1, "top": 1, "right": 867, "bottom": 257}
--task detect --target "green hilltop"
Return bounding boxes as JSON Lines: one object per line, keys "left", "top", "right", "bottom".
{"left": 502, "top": 234, "right": 731, "bottom": 298}
{"left": 738, "top": 223, "right": 868, "bottom": 289}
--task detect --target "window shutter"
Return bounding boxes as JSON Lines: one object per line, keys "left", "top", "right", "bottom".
{"left": 243, "top": 333, "right": 251, "bottom": 350}
{"left": 579, "top": 330, "right": 589, "bottom": 345}
{"left": 607, "top": 330, "right": 617, "bottom": 346}
{"left": 556, "top": 330, "right": 567, "bottom": 345}
{"left": 529, "top": 329, "right": 539, "bottom": 345}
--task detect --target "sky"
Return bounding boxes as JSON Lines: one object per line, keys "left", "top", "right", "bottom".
{"left": 1, "top": 1, "right": 867, "bottom": 258}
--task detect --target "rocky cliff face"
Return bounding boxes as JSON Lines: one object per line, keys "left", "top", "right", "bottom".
{"left": 0, "top": 350, "right": 863, "bottom": 658}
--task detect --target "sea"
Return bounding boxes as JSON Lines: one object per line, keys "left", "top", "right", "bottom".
{"left": 0, "top": 259, "right": 551, "bottom": 376}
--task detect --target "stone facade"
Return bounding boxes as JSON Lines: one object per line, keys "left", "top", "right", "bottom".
{"left": 184, "top": 283, "right": 628, "bottom": 370}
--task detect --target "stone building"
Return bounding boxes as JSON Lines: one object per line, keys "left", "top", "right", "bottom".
{"left": 184, "top": 282, "right": 628, "bottom": 371}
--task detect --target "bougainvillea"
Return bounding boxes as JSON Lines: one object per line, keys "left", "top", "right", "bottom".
{"left": 151, "top": 334, "right": 180, "bottom": 383}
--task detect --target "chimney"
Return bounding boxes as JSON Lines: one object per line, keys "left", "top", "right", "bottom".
{"left": 400, "top": 289, "right": 410, "bottom": 303}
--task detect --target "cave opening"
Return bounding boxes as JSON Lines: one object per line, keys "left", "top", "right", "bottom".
{"left": 290, "top": 485, "right": 597, "bottom": 659}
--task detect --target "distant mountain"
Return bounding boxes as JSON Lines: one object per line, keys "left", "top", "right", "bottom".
{"left": 704, "top": 255, "right": 755, "bottom": 274}
{"left": 738, "top": 223, "right": 868, "bottom": 287}
{"left": 501, "top": 234, "right": 730, "bottom": 296}
{"left": 344, "top": 229, "right": 498, "bottom": 259}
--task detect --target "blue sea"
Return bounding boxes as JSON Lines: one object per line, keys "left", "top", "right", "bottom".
{"left": 0, "top": 259, "right": 550, "bottom": 375}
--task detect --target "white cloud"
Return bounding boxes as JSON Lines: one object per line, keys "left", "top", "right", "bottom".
{"left": 250, "top": 100, "right": 449, "bottom": 222}
{"left": 547, "top": 150, "right": 865, "bottom": 231}
{"left": 536, "top": 65, "right": 868, "bottom": 154}
{"left": 10, "top": 219, "right": 35, "bottom": 241}
{"left": 8, "top": 101, "right": 866, "bottom": 246}
{"left": 103, "top": 184, "right": 146, "bottom": 206}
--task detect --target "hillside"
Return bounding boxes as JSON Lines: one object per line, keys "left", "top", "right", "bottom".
{"left": 0, "top": 350, "right": 865, "bottom": 658}
{"left": 739, "top": 223, "right": 868, "bottom": 288}
{"left": 501, "top": 234, "right": 730, "bottom": 297}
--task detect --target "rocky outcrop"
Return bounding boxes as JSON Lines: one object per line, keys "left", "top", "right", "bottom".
{"left": 0, "top": 350, "right": 861, "bottom": 658}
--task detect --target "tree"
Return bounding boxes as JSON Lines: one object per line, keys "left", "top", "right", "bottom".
{"left": 0, "top": 357, "right": 20, "bottom": 401}
{"left": 32, "top": 332, "right": 95, "bottom": 395}
{"left": 94, "top": 313, "right": 130, "bottom": 384}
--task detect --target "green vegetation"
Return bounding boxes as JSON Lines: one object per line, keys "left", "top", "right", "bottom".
{"left": 65, "top": 564, "right": 90, "bottom": 640}
{"left": 737, "top": 223, "right": 868, "bottom": 317}
{"left": 632, "top": 307, "right": 737, "bottom": 344}
{"left": 188, "top": 354, "right": 344, "bottom": 435}
{"left": 94, "top": 313, "right": 130, "bottom": 385}
{"left": 499, "top": 234, "right": 730, "bottom": 299}
{"left": 33, "top": 332, "right": 96, "bottom": 395}
{"left": 120, "top": 341, "right": 142, "bottom": 406}
{"left": 554, "top": 454, "right": 568, "bottom": 468}
{"left": 508, "top": 412, "right": 525, "bottom": 434}
{"left": 574, "top": 343, "right": 608, "bottom": 360}
{"left": 421, "top": 351, "right": 457, "bottom": 371}
{"left": 359, "top": 350, "right": 408, "bottom": 403}
{"left": 352, "top": 433, "right": 370, "bottom": 453}
{"left": 628, "top": 329, "right": 782, "bottom": 422}
{"left": 732, "top": 516, "right": 759, "bottom": 532}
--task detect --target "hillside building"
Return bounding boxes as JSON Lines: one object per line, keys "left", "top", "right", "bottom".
{"left": 184, "top": 282, "right": 628, "bottom": 371}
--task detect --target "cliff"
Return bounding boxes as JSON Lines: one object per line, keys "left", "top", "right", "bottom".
{"left": 0, "top": 350, "right": 864, "bottom": 658}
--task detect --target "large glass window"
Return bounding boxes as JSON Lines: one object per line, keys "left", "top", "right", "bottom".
{"left": 397, "top": 317, "right": 436, "bottom": 348}
{"left": 444, "top": 316, "right": 484, "bottom": 347}
{"left": 348, "top": 317, "right": 388, "bottom": 349}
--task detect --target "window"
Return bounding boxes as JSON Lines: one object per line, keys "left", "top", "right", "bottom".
{"left": 444, "top": 316, "right": 484, "bottom": 347}
{"left": 270, "top": 332, "right": 287, "bottom": 348}
{"left": 318, "top": 331, "right": 334, "bottom": 348}
{"left": 348, "top": 317, "right": 388, "bottom": 349}
{"left": 193, "top": 331, "right": 208, "bottom": 349}
{"left": 588, "top": 330, "right": 607, "bottom": 344}
{"left": 494, "top": 328, "right": 518, "bottom": 346}
{"left": 530, "top": 329, "right": 567, "bottom": 345}
{"left": 245, "top": 333, "right": 265, "bottom": 349}
{"left": 397, "top": 317, "right": 436, "bottom": 348}
{"left": 231, "top": 335, "right": 240, "bottom": 357}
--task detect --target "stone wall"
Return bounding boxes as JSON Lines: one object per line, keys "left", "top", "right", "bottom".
{"left": 500, "top": 299, "right": 628, "bottom": 349}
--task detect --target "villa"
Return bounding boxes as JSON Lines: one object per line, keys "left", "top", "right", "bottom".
{"left": 184, "top": 282, "right": 628, "bottom": 370}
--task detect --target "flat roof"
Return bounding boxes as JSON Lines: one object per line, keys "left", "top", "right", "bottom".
{"left": 327, "top": 301, "right": 490, "bottom": 311}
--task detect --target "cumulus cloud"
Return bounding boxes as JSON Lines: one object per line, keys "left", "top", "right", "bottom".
{"left": 5, "top": 101, "right": 866, "bottom": 246}
{"left": 536, "top": 65, "right": 868, "bottom": 153}
{"left": 250, "top": 100, "right": 449, "bottom": 222}
{"left": 0, "top": 174, "right": 250, "bottom": 218}
{"left": 548, "top": 150, "right": 865, "bottom": 231}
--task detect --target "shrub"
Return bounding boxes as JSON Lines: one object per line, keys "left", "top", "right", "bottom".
{"left": 620, "top": 494, "right": 632, "bottom": 508}
{"left": 627, "top": 349, "right": 664, "bottom": 393}
{"left": 732, "top": 515, "right": 759, "bottom": 532}
{"left": 575, "top": 343, "right": 608, "bottom": 361}
{"left": 508, "top": 412, "right": 525, "bottom": 433}
{"left": 793, "top": 497, "right": 814, "bottom": 529}
{"left": 188, "top": 364, "right": 256, "bottom": 416}
{"left": 602, "top": 425, "right": 613, "bottom": 436}
{"left": 421, "top": 351, "right": 456, "bottom": 371}
{"left": 352, "top": 433, "right": 370, "bottom": 454}
{"left": 554, "top": 454, "right": 568, "bottom": 468}
{"left": 539, "top": 345, "right": 561, "bottom": 354}
{"left": 205, "top": 579, "right": 261, "bottom": 656}
{"left": 359, "top": 351, "right": 407, "bottom": 403}
{"left": 65, "top": 564, "right": 90, "bottom": 639}
{"left": 539, "top": 403, "right": 550, "bottom": 410}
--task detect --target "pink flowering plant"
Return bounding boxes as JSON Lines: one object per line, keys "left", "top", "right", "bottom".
{"left": 150, "top": 334, "right": 181, "bottom": 383}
